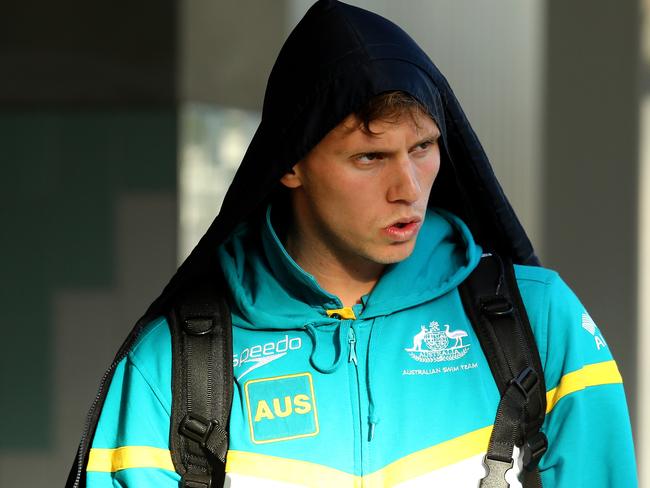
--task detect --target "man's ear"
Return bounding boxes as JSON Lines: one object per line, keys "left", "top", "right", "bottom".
{"left": 279, "top": 163, "right": 303, "bottom": 189}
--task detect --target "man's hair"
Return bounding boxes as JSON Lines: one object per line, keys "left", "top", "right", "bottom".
{"left": 354, "top": 90, "right": 429, "bottom": 135}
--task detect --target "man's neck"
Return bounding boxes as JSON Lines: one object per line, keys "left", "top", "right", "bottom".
{"left": 284, "top": 227, "right": 385, "bottom": 309}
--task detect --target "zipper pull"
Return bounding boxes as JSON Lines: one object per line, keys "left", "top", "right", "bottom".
{"left": 368, "top": 422, "right": 376, "bottom": 442}
{"left": 347, "top": 326, "right": 358, "bottom": 365}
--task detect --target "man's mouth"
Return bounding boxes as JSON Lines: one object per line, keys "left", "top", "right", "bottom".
{"left": 383, "top": 217, "right": 423, "bottom": 241}
{"left": 386, "top": 216, "right": 422, "bottom": 228}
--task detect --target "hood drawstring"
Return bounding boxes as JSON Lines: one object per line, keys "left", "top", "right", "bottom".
{"left": 307, "top": 314, "right": 383, "bottom": 442}
{"left": 305, "top": 321, "right": 352, "bottom": 374}
{"left": 366, "top": 316, "right": 386, "bottom": 442}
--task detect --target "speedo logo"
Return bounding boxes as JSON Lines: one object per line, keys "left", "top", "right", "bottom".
{"left": 233, "top": 335, "right": 302, "bottom": 381}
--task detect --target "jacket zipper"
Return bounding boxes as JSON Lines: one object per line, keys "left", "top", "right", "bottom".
{"left": 71, "top": 352, "right": 126, "bottom": 487}
{"left": 347, "top": 324, "right": 364, "bottom": 485}
{"left": 70, "top": 320, "right": 149, "bottom": 488}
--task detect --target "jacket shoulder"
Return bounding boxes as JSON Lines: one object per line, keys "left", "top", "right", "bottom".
{"left": 126, "top": 316, "right": 173, "bottom": 413}
{"left": 512, "top": 263, "right": 617, "bottom": 387}
{"left": 513, "top": 262, "right": 559, "bottom": 285}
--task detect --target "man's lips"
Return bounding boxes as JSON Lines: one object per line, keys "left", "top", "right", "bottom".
{"left": 384, "top": 216, "right": 423, "bottom": 229}
{"left": 383, "top": 216, "right": 423, "bottom": 241}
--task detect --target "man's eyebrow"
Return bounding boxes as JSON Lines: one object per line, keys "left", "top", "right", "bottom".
{"left": 337, "top": 129, "right": 441, "bottom": 157}
{"left": 410, "top": 130, "right": 441, "bottom": 148}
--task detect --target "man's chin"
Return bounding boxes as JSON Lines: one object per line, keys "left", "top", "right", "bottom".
{"left": 371, "top": 241, "right": 417, "bottom": 264}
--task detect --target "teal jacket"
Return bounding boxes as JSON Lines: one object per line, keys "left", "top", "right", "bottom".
{"left": 86, "top": 205, "right": 637, "bottom": 487}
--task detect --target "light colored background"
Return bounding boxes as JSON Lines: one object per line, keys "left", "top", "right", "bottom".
{"left": 1, "top": 1, "right": 646, "bottom": 485}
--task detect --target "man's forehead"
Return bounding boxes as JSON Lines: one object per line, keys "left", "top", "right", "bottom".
{"left": 333, "top": 112, "right": 440, "bottom": 140}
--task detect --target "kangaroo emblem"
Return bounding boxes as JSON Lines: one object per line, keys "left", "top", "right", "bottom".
{"left": 405, "top": 325, "right": 428, "bottom": 352}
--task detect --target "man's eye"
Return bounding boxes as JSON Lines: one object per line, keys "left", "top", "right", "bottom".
{"left": 416, "top": 140, "right": 436, "bottom": 151}
{"left": 358, "top": 153, "right": 381, "bottom": 163}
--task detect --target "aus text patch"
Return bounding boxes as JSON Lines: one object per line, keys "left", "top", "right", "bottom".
{"left": 244, "top": 372, "right": 319, "bottom": 444}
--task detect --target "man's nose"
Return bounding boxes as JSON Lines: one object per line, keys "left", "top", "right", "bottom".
{"left": 386, "top": 157, "right": 421, "bottom": 204}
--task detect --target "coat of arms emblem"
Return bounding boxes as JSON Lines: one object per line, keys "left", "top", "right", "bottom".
{"left": 405, "top": 321, "right": 471, "bottom": 363}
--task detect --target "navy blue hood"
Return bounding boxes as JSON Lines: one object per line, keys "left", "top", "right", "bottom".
{"left": 144, "top": 0, "right": 539, "bottom": 321}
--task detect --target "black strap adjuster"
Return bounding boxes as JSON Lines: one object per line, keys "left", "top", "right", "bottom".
{"left": 523, "top": 431, "right": 548, "bottom": 471}
{"left": 509, "top": 367, "right": 538, "bottom": 401}
{"left": 179, "top": 413, "right": 218, "bottom": 447}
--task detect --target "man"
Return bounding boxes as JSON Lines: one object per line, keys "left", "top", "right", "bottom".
{"left": 67, "top": 1, "right": 638, "bottom": 487}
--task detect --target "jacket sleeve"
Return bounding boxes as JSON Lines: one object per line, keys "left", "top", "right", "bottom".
{"left": 535, "top": 272, "right": 638, "bottom": 487}
{"left": 85, "top": 317, "right": 181, "bottom": 487}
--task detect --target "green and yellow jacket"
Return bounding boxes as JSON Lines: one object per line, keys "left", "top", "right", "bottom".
{"left": 86, "top": 204, "right": 637, "bottom": 487}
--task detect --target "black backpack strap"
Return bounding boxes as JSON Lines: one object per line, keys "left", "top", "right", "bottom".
{"left": 459, "top": 252, "right": 547, "bottom": 488}
{"left": 167, "top": 274, "right": 234, "bottom": 488}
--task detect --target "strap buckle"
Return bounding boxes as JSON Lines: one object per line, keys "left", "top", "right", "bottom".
{"left": 522, "top": 431, "right": 548, "bottom": 471}
{"left": 509, "top": 367, "right": 538, "bottom": 401}
{"left": 181, "top": 472, "right": 212, "bottom": 488}
{"left": 179, "top": 412, "right": 218, "bottom": 448}
{"left": 480, "top": 455, "right": 513, "bottom": 488}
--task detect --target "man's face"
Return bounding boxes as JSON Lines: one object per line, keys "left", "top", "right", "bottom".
{"left": 280, "top": 110, "right": 441, "bottom": 266}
